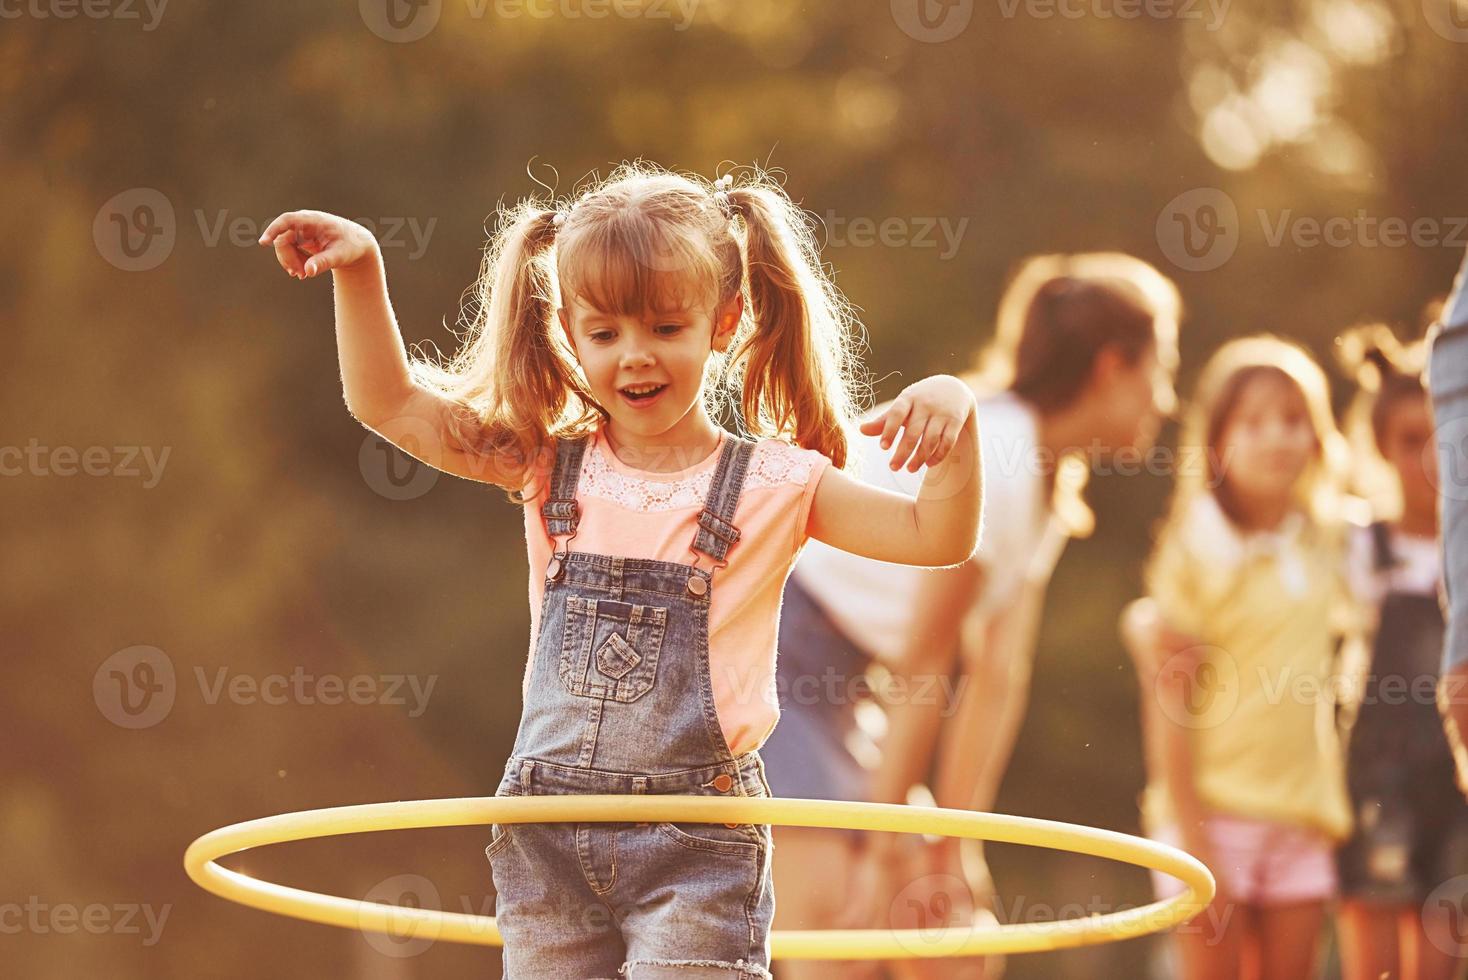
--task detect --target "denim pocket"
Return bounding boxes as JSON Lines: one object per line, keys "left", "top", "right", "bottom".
{"left": 655, "top": 820, "right": 763, "bottom": 857}
{"left": 657, "top": 778, "right": 768, "bottom": 855}
{"left": 559, "top": 595, "right": 667, "bottom": 703}
{"left": 485, "top": 769, "right": 522, "bottom": 863}
{"left": 484, "top": 822, "right": 513, "bottom": 861}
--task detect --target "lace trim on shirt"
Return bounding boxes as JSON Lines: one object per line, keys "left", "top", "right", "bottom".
{"left": 579, "top": 439, "right": 818, "bottom": 512}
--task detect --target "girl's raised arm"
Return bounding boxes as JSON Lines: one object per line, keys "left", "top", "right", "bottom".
{"left": 258, "top": 210, "right": 531, "bottom": 492}
{"left": 806, "top": 374, "right": 982, "bottom": 567}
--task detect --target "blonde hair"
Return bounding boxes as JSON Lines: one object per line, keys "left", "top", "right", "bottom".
{"left": 1149, "top": 334, "right": 1350, "bottom": 578}
{"left": 408, "top": 161, "right": 870, "bottom": 501}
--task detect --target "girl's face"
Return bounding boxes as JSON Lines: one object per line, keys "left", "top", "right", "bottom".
{"left": 1380, "top": 394, "right": 1437, "bottom": 523}
{"left": 1217, "top": 373, "right": 1318, "bottom": 505}
{"left": 559, "top": 290, "right": 740, "bottom": 441}
{"left": 1092, "top": 335, "right": 1179, "bottom": 455}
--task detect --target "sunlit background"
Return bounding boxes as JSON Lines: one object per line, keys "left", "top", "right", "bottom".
{"left": 6, "top": 0, "right": 1468, "bottom": 975}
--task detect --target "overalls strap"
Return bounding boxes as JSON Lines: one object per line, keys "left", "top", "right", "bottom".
{"left": 540, "top": 435, "right": 592, "bottom": 542}
{"left": 1368, "top": 520, "right": 1397, "bottom": 575}
{"left": 540, "top": 429, "right": 758, "bottom": 569}
{"left": 690, "top": 433, "right": 758, "bottom": 565}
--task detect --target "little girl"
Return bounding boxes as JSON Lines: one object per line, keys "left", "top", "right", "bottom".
{"left": 256, "top": 163, "right": 982, "bottom": 980}
{"left": 1333, "top": 323, "right": 1468, "bottom": 980}
{"left": 1121, "top": 335, "right": 1356, "bottom": 980}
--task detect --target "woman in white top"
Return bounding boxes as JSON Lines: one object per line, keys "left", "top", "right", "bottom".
{"left": 760, "top": 252, "right": 1183, "bottom": 980}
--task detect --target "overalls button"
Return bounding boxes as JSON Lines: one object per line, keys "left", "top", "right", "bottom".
{"left": 686, "top": 575, "right": 708, "bottom": 596}
{"left": 712, "top": 773, "right": 734, "bottom": 792}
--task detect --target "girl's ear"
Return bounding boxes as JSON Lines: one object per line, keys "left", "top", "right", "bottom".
{"left": 712, "top": 293, "right": 743, "bottom": 353}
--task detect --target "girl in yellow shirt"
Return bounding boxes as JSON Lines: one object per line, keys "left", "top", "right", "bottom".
{"left": 1122, "top": 334, "right": 1357, "bottom": 980}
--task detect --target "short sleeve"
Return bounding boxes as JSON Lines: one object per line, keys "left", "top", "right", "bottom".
{"left": 1145, "top": 529, "right": 1208, "bottom": 639}
{"left": 793, "top": 452, "right": 833, "bottom": 550}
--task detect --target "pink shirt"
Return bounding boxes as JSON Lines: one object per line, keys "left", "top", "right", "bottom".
{"left": 519, "top": 424, "right": 833, "bottom": 756}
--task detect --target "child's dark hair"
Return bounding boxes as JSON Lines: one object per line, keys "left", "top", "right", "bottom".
{"left": 960, "top": 252, "right": 1179, "bottom": 413}
{"left": 1334, "top": 322, "right": 1426, "bottom": 456}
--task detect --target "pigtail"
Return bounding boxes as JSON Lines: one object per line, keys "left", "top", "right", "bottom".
{"left": 1334, "top": 322, "right": 1406, "bottom": 396}
{"left": 1334, "top": 322, "right": 1425, "bottom": 448}
{"left": 723, "top": 181, "right": 868, "bottom": 470}
{"left": 409, "top": 202, "right": 602, "bottom": 504}
{"left": 1333, "top": 322, "right": 1427, "bottom": 518}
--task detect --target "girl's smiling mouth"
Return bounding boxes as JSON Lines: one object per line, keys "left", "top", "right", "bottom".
{"left": 619, "top": 383, "right": 668, "bottom": 408}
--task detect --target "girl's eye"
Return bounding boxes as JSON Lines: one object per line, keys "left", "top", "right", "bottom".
{"left": 590, "top": 331, "right": 613, "bottom": 342}
{"left": 656, "top": 324, "right": 683, "bottom": 335}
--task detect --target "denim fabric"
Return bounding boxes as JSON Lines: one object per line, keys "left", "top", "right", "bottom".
{"left": 761, "top": 574, "right": 876, "bottom": 802}
{"left": 487, "top": 431, "right": 776, "bottom": 980}
{"left": 1429, "top": 246, "right": 1468, "bottom": 671}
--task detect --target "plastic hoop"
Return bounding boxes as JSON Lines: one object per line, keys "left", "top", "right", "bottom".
{"left": 183, "top": 794, "right": 1214, "bottom": 959}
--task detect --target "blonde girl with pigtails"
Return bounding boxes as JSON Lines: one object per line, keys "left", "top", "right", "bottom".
{"left": 256, "top": 161, "right": 984, "bottom": 980}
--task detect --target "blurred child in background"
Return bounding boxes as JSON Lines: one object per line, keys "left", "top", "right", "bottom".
{"left": 1333, "top": 322, "right": 1467, "bottom": 980}
{"left": 1122, "top": 335, "right": 1356, "bottom": 980}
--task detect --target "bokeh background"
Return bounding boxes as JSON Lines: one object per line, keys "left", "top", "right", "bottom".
{"left": 6, "top": 0, "right": 1468, "bottom": 976}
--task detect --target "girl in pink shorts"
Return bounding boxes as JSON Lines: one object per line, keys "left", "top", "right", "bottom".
{"left": 1122, "top": 335, "right": 1357, "bottom": 979}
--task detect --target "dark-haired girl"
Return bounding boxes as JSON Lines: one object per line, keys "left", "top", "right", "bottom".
{"left": 1335, "top": 323, "right": 1468, "bottom": 980}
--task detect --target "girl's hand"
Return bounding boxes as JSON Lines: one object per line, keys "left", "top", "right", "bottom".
{"left": 859, "top": 374, "right": 977, "bottom": 473}
{"left": 257, "top": 210, "right": 379, "bottom": 279}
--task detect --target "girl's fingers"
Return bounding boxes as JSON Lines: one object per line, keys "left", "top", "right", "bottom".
{"left": 922, "top": 419, "right": 954, "bottom": 468}
{"left": 272, "top": 233, "right": 308, "bottom": 278}
{"left": 258, "top": 210, "right": 320, "bottom": 245}
{"left": 890, "top": 414, "right": 929, "bottom": 471}
{"left": 876, "top": 396, "right": 910, "bottom": 451}
{"left": 302, "top": 240, "right": 351, "bottom": 277}
{"left": 910, "top": 416, "right": 957, "bottom": 469}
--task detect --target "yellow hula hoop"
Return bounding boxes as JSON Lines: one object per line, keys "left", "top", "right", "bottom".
{"left": 183, "top": 795, "right": 1214, "bottom": 960}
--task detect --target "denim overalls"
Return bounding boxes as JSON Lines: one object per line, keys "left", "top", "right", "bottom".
{"left": 485, "top": 429, "right": 776, "bottom": 980}
{"left": 1337, "top": 522, "right": 1468, "bottom": 902}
